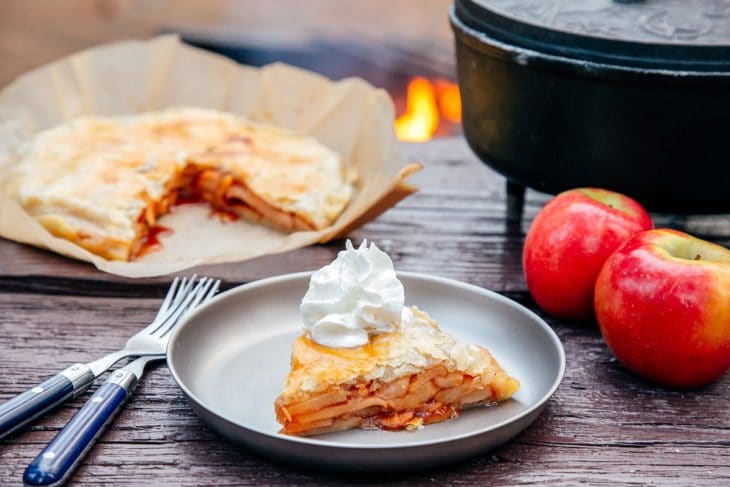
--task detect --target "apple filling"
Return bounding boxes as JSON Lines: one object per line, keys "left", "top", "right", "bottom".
{"left": 131, "top": 164, "right": 316, "bottom": 258}
{"left": 275, "top": 365, "right": 499, "bottom": 436}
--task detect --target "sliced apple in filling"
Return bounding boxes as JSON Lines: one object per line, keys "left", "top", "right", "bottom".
{"left": 275, "top": 306, "right": 520, "bottom": 436}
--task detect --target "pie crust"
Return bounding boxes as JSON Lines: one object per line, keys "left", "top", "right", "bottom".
{"left": 7, "top": 108, "right": 355, "bottom": 260}
{"left": 275, "top": 306, "right": 520, "bottom": 435}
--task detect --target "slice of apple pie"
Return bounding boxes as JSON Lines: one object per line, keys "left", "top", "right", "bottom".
{"left": 275, "top": 306, "right": 520, "bottom": 436}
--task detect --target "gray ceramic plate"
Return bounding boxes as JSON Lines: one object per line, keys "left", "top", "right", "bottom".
{"left": 167, "top": 271, "right": 565, "bottom": 472}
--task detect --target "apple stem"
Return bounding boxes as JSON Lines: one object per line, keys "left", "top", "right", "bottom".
{"left": 694, "top": 254, "right": 702, "bottom": 261}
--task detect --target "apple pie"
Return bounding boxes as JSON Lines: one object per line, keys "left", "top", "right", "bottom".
{"left": 275, "top": 306, "right": 520, "bottom": 436}
{"left": 6, "top": 108, "right": 355, "bottom": 260}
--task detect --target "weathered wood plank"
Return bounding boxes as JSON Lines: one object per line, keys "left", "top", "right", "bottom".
{"left": 3, "top": 2, "right": 730, "bottom": 485}
{"left": 0, "top": 293, "right": 727, "bottom": 485}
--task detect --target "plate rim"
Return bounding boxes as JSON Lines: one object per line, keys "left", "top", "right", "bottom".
{"left": 167, "top": 270, "right": 566, "bottom": 450}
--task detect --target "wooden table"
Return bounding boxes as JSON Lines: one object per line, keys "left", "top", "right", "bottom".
{"left": 0, "top": 138, "right": 728, "bottom": 485}
{"left": 1, "top": 2, "right": 729, "bottom": 483}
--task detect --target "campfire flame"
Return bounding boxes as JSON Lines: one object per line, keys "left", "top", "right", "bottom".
{"left": 395, "top": 77, "right": 461, "bottom": 142}
{"left": 435, "top": 80, "right": 462, "bottom": 124}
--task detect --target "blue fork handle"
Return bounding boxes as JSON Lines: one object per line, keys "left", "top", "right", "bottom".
{"left": 23, "top": 370, "right": 138, "bottom": 487}
{"left": 0, "top": 364, "right": 95, "bottom": 441}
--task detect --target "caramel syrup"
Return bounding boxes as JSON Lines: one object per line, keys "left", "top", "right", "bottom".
{"left": 134, "top": 225, "right": 173, "bottom": 258}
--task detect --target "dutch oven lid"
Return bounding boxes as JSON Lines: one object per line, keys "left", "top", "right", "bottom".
{"left": 454, "top": 0, "right": 730, "bottom": 72}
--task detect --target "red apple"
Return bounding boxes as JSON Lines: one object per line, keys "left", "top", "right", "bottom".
{"left": 595, "top": 229, "right": 730, "bottom": 387}
{"left": 523, "top": 188, "right": 652, "bottom": 321}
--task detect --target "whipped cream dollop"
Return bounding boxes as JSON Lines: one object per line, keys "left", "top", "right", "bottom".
{"left": 300, "top": 239, "right": 404, "bottom": 348}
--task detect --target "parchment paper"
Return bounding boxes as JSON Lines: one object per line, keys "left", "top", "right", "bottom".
{"left": 0, "top": 36, "right": 420, "bottom": 277}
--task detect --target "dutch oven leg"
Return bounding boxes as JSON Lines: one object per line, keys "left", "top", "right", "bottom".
{"left": 506, "top": 179, "right": 526, "bottom": 222}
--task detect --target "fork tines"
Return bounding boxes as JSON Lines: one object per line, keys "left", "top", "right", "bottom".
{"left": 149, "top": 276, "right": 221, "bottom": 338}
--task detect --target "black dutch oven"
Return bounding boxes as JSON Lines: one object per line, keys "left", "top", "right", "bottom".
{"left": 450, "top": 0, "right": 730, "bottom": 219}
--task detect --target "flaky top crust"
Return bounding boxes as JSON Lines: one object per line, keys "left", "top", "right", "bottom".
{"left": 279, "top": 306, "right": 519, "bottom": 404}
{"left": 6, "top": 108, "right": 354, "bottom": 260}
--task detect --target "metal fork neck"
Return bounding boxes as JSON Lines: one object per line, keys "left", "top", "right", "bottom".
{"left": 122, "top": 355, "right": 164, "bottom": 379}
{"left": 86, "top": 350, "right": 163, "bottom": 378}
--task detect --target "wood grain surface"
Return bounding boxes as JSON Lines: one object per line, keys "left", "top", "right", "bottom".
{"left": 1, "top": 2, "right": 729, "bottom": 484}
{"left": 1, "top": 138, "right": 729, "bottom": 486}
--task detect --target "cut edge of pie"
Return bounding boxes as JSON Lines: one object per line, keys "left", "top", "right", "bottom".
{"left": 9, "top": 108, "right": 355, "bottom": 261}
{"left": 25, "top": 162, "right": 328, "bottom": 261}
{"left": 274, "top": 306, "right": 520, "bottom": 436}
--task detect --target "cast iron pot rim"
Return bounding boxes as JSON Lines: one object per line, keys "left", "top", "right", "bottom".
{"left": 449, "top": 5, "right": 730, "bottom": 80}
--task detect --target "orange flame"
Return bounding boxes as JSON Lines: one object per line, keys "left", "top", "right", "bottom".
{"left": 395, "top": 77, "right": 461, "bottom": 142}
{"left": 435, "top": 79, "right": 462, "bottom": 124}
{"left": 395, "top": 77, "right": 439, "bottom": 142}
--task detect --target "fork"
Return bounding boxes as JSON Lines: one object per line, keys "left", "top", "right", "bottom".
{"left": 23, "top": 278, "right": 219, "bottom": 487}
{"left": 0, "top": 276, "right": 219, "bottom": 441}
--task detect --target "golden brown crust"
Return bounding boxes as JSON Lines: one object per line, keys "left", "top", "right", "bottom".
{"left": 9, "top": 108, "right": 355, "bottom": 261}
{"left": 275, "top": 307, "right": 520, "bottom": 436}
